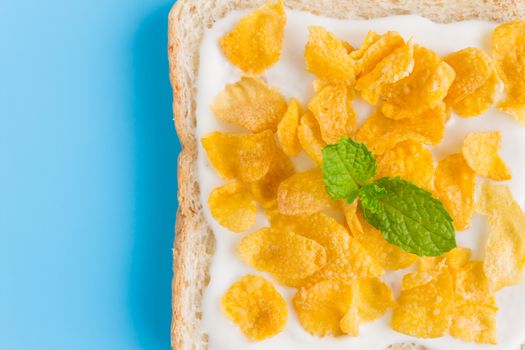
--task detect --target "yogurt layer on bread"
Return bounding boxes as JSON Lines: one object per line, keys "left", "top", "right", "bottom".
{"left": 195, "top": 9, "right": 525, "bottom": 350}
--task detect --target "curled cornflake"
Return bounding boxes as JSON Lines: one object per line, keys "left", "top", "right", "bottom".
{"left": 220, "top": 0, "right": 286, "bottom": 74}
{"left": 298, "top": 111, "right": 326, "bottom": 164}
{"left": 269, "top": 211, "right": 351, "bottom": 287}
{"left": 493, "top": 21, "right": 525, "bottom": 123}
{"left": 392, "top": 263, "right": 454, "bottom": 338}
{"left": 356, "top": 38, "right": 415, "bottom": 105}
{"left": 477, "top": 181, "right": 525, "bottom": 290}
{"left": 353, "top": 31, "right": 405, "bottom": 76}
{"left": 376, "top": 140, "right": 434, "bottom": 191}
{"left": 462, "top": 131, "right": 511, "bottom": 181}
{"left": 355, "top": 278, "right": 395, "bottom": 322}
{"left": 208, "top": 182, "right": 257, "bottom": 232}
{"left": 450, "top": 301, "right": 497, "bottom": 344}
{"left": 293, "top": 279, "right": 355, "bottom": 336}
{"left": 269, "top": 211, "right": 350, "bottom": 260}
{"left": 349, "top": 31, "right": 381, "bottom": 62}
{"left": 434, "top": 153, "right": 476, "bottom": 231}
{"left": 293, "top": 278, "right": 394, "bottom": 337}
{"left": 277, "top": 98, "right": 302, "bottom": 156}
{"left": 345, "top": 206, "right": 417, "bottom": 270}
{"left": 221, "top": 275, "right": 288, "bottom": 340}
{"left": 251, "top": 146, "right": 295, "bottom": 208}
{"left": 443, "top": 48, "right": 498, "bottom": 117}
{"left": 355, "top": 104, "right": 447, "bottom": 155}
{"left": 238, "top": 228, "right": 327, "bottom": 280}
{"left": 454, "top": 72, "right": 499, "bottom": 117}
{"left": 211, "top": 76, "right": 288, "bottom": 132}
{"left": 305, "top": 26, "right": 356, "bottom": 85}
{"left": 380, "top": 45, "right": 455, "bottom": 120}
{"left": 277, "top": 168, "right": 332, "bottom": 215}
{"left": 201, "top": 130, "right": 276, "bottom": 182}
{"left": 303, "top": 236, "right": 384, "bottom": 286}
{"left": 308, "top": 84, "right": 357, "bottom": 144}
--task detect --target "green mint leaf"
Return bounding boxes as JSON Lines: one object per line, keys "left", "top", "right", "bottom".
{"left": 322, "top": 138, "right": 377, "bottom": 202}
{"left": 359, "top": 177, "right": 456, "bottom": 257}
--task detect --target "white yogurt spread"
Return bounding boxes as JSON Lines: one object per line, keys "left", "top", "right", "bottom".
{"left": 194, "top": 9, "right": 525, "bottom": 350}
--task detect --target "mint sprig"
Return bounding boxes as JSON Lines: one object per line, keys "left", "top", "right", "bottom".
{"left": 322, "top": 138, "right": 376, "bottom": 202}
{"left": 322, "top": 138, "right": 456, "bottom": 257}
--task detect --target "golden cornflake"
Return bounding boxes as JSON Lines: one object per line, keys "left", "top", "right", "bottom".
{"left": 355, "top": 278, "right": 396, "bottom": 322}
{"left": 462, "top": 131, "right": 511, "bottom": 181}
{"left": 269, "top": 211, "right": 350, "bottom": 260}
{"left": 305, "top": 26, "right": 356, "bottom": 85}
{"left": 208, "top": 182, "right": 257, "bottom": 232}
{"left": 392, "top": 263, "right": 454, "bottom": 338}
{"left": 201, "top": 130, "right": 276, "bottom": 182}
{"left": 443, "top": 48, "right": 497, "bottom": 117}
{"left": 434, "top": 153, "right": 476, "bottom": 231}
{"left": 454, "top": 71, "right": 499, "bottom": 117}
{"left": 211, "top": 76, "right": 288, "bottom": 132}
{"left": 308, "top": 84, "right": 357, "bottom": 144}
{"left": 345, "top": 204, "right": 417, "bottom": 270}
{"left": 221, "top": 275, "right": 288, "bottom": 340}
{"left": 493, "top": 21, "right": 525, "bottom": 123}
{"left": 251, "top": 146, "right": 295, "bottom": 208}
{"left": 381, "top": 45, "right": 455, "bottom": 120}
{"left": 298, "top": 111, "right": 326, "bottom": 164}
{"left": 303, "top": 236, "right": 384, "bottom": 286}
{"left": 355, "top": 104, "right": 447, "bottom": 155}
{"left": 450, "top": 301, "right": 497, "bottom": 344}
{"left": 277, "top": 168, "right": 332, "bottom": 215}
{"left": 238, "top": 228, "right": 327, "bottom": 280}
{"left": 376, "top": 140, "right": 434, "bottom": 191}
{"left": 356, "top": 39, "right": 415, "bottom": 105}
{"left": 277, "top": 98, "right": 302, "bottom": 156}
{"left": 477, "top": 182, "right": 525, "bottom": 290}
{"left": 293, "top": 279, "right": 355, "bottom": 336}
{"left": 352, "top": 31, "right": 405, "bottom": 77}
{"left": 219, "top": 0, "right": 286, "bottom": 74}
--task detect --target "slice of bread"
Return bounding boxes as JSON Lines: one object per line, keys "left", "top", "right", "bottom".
{"left": 167, "top": 1, "right": 525, "bottom": 349}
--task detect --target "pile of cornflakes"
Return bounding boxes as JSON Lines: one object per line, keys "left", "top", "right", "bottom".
{"left": 203, "top": 0, "right": 525, "bottom": 344}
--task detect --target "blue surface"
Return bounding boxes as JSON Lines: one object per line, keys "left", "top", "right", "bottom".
{"left": 1, "top": 1, "right": 179, "bottom": 349}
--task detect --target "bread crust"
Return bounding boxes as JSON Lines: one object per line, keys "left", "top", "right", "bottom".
{"left": 167, "top": 1, "right": 525, "bottom": 349}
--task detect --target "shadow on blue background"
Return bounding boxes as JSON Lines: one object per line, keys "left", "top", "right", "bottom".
{"left": 1, "top": 0, "right": 180, "bottom": 349}
{"left": 129, "top": 3, "right": 179, "bottom": 349}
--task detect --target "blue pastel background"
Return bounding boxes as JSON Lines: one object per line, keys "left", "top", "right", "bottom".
{"left": 1, "top": 0, "right": 179, "bottom": 349}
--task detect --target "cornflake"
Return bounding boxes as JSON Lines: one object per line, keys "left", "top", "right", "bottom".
{"left": 376, "top": 140, "right": 434, "bottom": 191}
{"left": 251, "top": 146, "right": 295, "bottom": 208}
{"left": 443, "top": 47, "right": 498, "bottom": 117}
{"left": 220, "top": 0, "right": 286, "bottom": 74}
{"left": 493, "top": 21, "right": 525, "bottom": 123}
{"left": 392, "top": 262, "right": 454, "bottom": 338}
{"left": 434, "top": 153, "right": 476, "bottom": 231}
{"left": 308, "top": 83, "right": 357, "bottom": 144}
{"left": 238, "top": 228, "right": 327, "bottom": 281}
{"left": 221, "top": 275, "right": 288, "bottom": 340}
{"left": 277, "top": 168, "right": 333, "bottom": 215}
{"left": 201, "top": 130, "right": 276, "bottom": 182}
{"left": 355, "top": 104, "right": 447, "bottom": 155}
{"left": 298, "top": 111, "right": 326, "bottom": 164}
{"left": 381, "top": 45, "right": 455, "bottom": 120}
{"left": 208, "top": 182, "right": 257, "bottom": 232}
{"left": 356, "top": 37, "right": 415, "bottom": 105}
{"left": 345, "top": 205, "right": 417, "bottom": 270}
{"left": 477, "top": 182, "right": 525, "bottom": 290}
{"left": 211, "top": 76, "right": 288, "bottom": 132}
{"left": 277, "top": 98, "right": 302, "bottom": 156}
{"left": 462, "top": 131, "right": 511, "bottom": 181}
{"left": 305, "top": 26, "right": 356, "bottom": 85}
